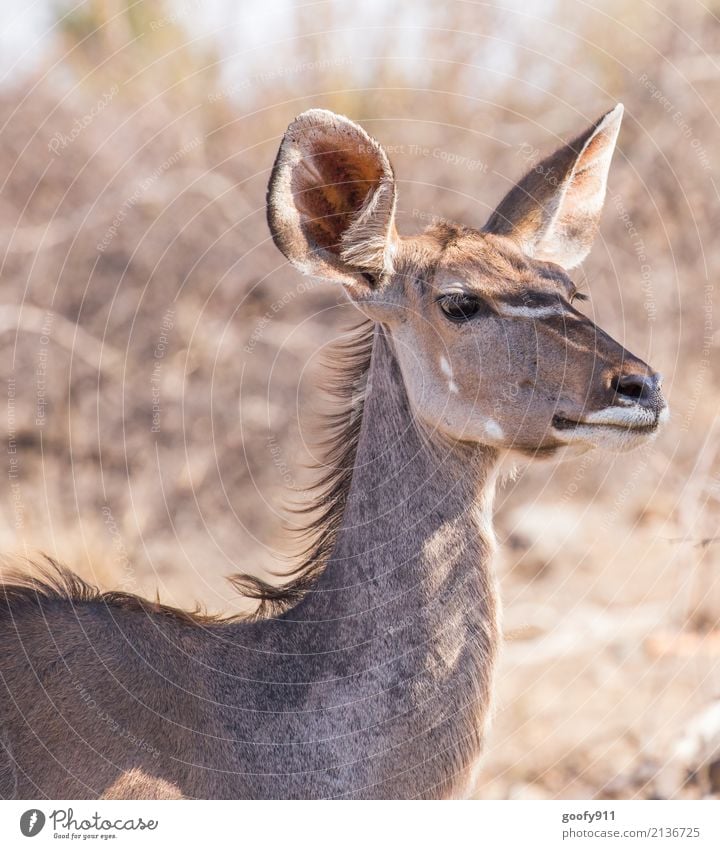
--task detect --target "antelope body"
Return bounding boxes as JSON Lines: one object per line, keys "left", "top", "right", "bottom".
{"left": 0, "top": 105, "right": 666, "bottom": 799}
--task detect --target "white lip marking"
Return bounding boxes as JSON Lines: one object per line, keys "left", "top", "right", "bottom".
{"left": 555, "top": 404, "right": 668, "bottom": 434}
{"left": 583, "top": 406, "right": 657, "bottom": 428}
{"left": 498, "top": 305, "right": 565, "bottom": 320}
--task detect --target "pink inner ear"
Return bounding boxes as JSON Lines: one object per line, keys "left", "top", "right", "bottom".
{"left": 291, "top": 138, "right": 384, "bottom": 257}
{"left": 562, "top": 130, "right": 614, "bottom": 213}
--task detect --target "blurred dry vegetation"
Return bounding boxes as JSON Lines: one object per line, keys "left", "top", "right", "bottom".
{"left": 0, "top": 0, "right": 719, "bottom": 799}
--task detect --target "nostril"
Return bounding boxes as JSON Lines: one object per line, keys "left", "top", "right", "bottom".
{"left": 611, "top": 373, "right": 654, "bottom": 403}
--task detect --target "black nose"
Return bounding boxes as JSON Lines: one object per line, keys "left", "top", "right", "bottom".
{"left": 611, "top": 372, "right": 661, "bottom": 408}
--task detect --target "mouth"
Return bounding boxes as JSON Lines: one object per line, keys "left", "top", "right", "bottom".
{"left": 552, "top": 412, "right": 661, "bottom": 435}
{"left": 551, "top": 404, "right": 668, "bottom": 447}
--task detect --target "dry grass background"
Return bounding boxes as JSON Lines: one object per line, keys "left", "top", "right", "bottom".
{"left": 0, "top": 0, "right": 719, "bottom": 798}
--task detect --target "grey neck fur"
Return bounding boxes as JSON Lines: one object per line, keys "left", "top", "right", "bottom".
{"left": 219, "top": 324, "right": 501, "bottom": 798}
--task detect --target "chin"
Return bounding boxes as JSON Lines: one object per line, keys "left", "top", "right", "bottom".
{"left": 590, "top": 427, "right": 661, "bottom": 453}
{"left": 500, "top": 441, "right": 591, "bottom": 465}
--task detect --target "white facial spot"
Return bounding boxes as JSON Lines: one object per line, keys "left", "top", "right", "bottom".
{"left": 439, "top": 356, "right": 459, "bottom": 394}
{"left": 485, "top": 419, "right": 504, "bottom": 439}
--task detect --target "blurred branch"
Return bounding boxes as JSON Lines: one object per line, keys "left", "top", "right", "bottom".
{"left": 0, "top": 204, "right": 95, "bottom": 253}
{"left": 0, "top": 304, "right": 120, "bottom": 372}
{"left": 0, "top": 169, "right": 248, "bottom": 254}
{"left": 665, "top": 537, "right": 720, "bottom": 549}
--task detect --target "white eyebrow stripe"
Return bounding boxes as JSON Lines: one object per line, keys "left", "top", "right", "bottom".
{"left": 496, "top": 304, "right": 567, "bottom": 319}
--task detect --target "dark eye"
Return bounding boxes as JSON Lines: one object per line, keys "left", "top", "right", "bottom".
{"left": 570, "top": 290, "right": 588, "bottom": 304}
{"left": 439, "top": 293, "right": 482, "bottom": 321}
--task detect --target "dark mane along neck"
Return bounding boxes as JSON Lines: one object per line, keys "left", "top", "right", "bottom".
{"left": 230, "top": 320, "right": 375, "bottom": 618}
{"left": 0, "top": 555, "right": 233, "bottom": 625}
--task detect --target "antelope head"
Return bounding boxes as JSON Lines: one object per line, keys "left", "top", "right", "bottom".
{"left": 267, "top": 106, "right": 667, "bottom": 456}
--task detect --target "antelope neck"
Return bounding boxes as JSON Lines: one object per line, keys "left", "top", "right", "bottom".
{"left": 290, "top": 324, "right": 499, "bottom": 619}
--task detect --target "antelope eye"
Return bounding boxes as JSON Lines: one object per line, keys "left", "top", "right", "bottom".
{"left": 439, "top": 293, "right": 482, "bottom": 321}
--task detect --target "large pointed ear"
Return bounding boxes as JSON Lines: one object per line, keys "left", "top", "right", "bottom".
{"left": 267, "top": 109, "right": 397, "bottom": 297}
{"left": 484, "top": 105, "right": 623, "bottom": 269}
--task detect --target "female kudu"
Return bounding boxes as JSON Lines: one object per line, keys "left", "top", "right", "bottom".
{"left": 0, "top": 105, "right": 666, "bottom": 799}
